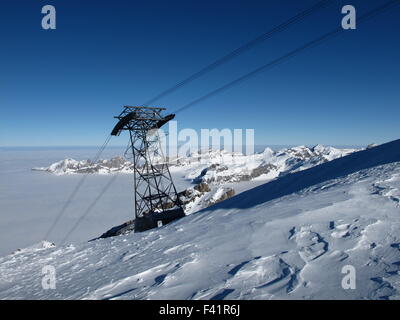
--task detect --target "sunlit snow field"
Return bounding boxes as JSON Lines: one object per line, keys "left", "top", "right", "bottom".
{"left": 0, "top": 140, "right": 400, "bottom": 299}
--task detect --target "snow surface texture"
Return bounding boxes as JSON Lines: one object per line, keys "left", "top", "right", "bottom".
{"left": 1, "top": 140, "right": 400, "bottom": 299}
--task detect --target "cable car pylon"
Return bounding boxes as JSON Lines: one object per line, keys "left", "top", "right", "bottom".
{"left": 111, "top": 106, "right": 185, "bottom": 232}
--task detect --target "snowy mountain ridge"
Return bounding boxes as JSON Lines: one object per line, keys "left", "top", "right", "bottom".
{"left": 32, "top": 145, "right": 357, "bottom": 180}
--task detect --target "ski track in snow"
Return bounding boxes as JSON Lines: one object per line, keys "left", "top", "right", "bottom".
{"left": 1, "top": 141, "right": 400, "bottom": 300}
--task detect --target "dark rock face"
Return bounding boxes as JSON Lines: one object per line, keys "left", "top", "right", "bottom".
{"left": 97, "top": 207, "right": 186, "bottom": 238}
{"left": 97, "top": 220, "right": 135, "bottom": 239}
{"left": 134, "top": 208, "right": 186, "bottom": 233}
{"left": 194, "top": 182, "right": 211, "bottom": 193}
{"left": 250, "top": 164, "right": 277, "bottom": 179}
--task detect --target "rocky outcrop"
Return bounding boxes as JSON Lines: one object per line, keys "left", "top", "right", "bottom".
{"left": 193, "top": 163, "right": 278, "bottom": 184}
{"left": 205, "top": 187, "right": 235, "bottom": 206}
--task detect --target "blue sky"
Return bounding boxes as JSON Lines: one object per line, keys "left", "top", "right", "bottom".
{"left": 0, "top": 0, "right": 399, "bottom": 147}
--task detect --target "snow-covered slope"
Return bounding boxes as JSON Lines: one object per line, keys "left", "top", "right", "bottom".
{"left": 2, "top": 140, "right": 400, "bottom": 300}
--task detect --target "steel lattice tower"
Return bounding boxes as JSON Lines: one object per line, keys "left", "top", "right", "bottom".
{"left": 111, "top": 106, "right": 185, "bottom": 232}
